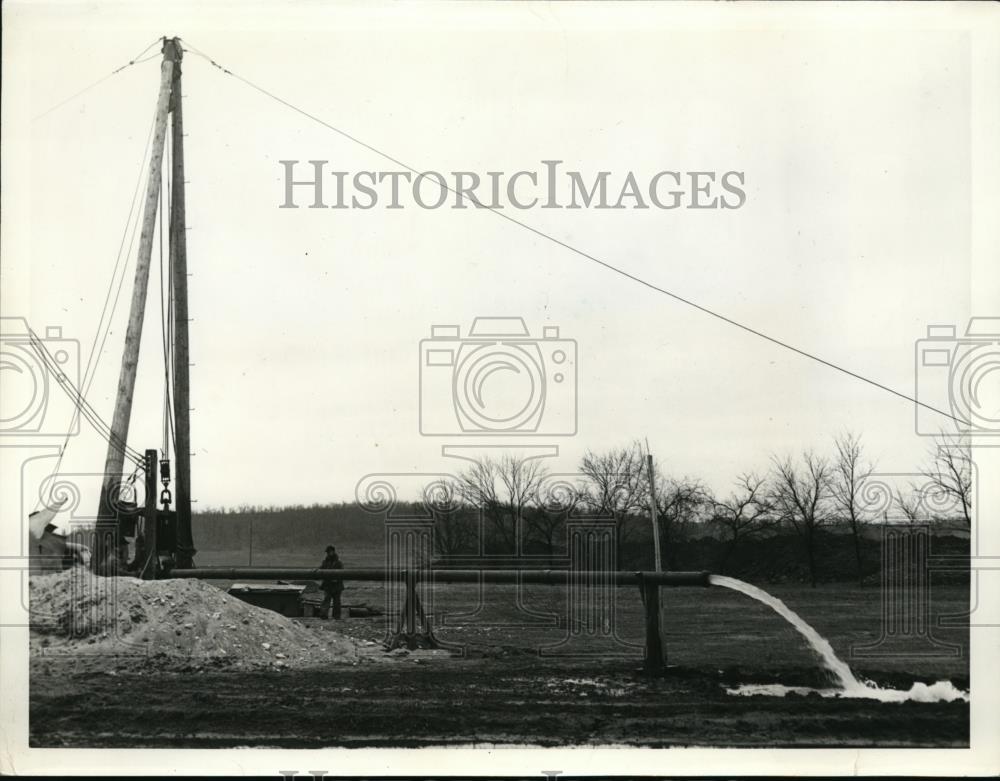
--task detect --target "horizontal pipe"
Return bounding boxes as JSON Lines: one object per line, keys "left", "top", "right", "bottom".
{"left": 167, "top": 567, "right": 712, "bottom": 587}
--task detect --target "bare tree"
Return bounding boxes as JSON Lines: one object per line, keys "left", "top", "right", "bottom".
{"left": 495, "top": 453, "right": 549, "bottom": 556}
{"left": 579, "top": 443, "right": 710, "bottom": 569}
{"left": 578, "top": 441, "right": 648, "bottom": 567}
{"left": 770, "top": 451, "right": 833, "bottom": 587}
{"left": 653, "top": 473, "right": 712, "bottom": 568}
{"left": 712, "top": 472, "right": 775, "bottom": 574}
{"left": 893, "top": 485, "right": 923, "bottom": 524}
{"left": 455, "top": 458, "right": 509, "bottom": 552}
{"left": 523, "top": 476, "right": 583, "bottom": 560}
{"left": 831, "top": 431, "right": 875, "bottom": 585}
{"left": 921, "top": 432, "right": 973, "bottom": 528}
{"left": 422, "top": 480, "right": 476, "bottom": 558}
{"left": 455, "top": 454, "right": 549, "bottom": 554}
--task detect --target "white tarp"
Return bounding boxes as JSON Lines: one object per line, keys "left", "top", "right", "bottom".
{"left": 27, "top": 501, "right": 63, "bottom": 544}
{"left": 26, "top": 499, "right": 89, "bottom": 573}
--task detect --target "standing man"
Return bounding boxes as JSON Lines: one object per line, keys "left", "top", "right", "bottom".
{"left": 318, "top": 545, "right": 344, "bottom": 619}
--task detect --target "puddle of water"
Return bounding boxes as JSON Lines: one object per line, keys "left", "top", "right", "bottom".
{"left": 727, "top": 680, "right": 969, "bottom": 703}
{"left": 561, "top": 677, "right": 605, "bottom": 687}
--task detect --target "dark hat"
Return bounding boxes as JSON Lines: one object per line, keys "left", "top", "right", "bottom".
{"left": 325, "top": 545, "right": 336, "bottom": 553}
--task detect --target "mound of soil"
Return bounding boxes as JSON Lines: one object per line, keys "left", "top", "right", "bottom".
{"left": 29, "top": 568, "right": 358, "bottom": 671}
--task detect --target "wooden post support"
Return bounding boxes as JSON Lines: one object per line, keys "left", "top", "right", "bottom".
{"left": 94, "top": 43, "right": 174, "bottom": 575}
{"left": 641, "top": 577, "right": 665, "bottom": 673}
{"left": 139, "top": 449, "right": 159, "bottom": 580}
{"left": 386, "top": 570, "right": 439, "bottom": 651}
{"left": 405, "top": 570, "right": 418, "bottom": 638}
{"left": 413, "top": 589, "right": 430, "bottom": 634}
{"left": 385, "top": 571, "right": 415, "bottom": 650}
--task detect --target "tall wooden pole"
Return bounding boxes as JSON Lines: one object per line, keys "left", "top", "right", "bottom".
{"left": 645, "top": 442, "right": 666, "bottom": 669}
{"left": 646, "top": 450, "right": 661, "bottom": 573}
{"left": 167, "top": 37, "right": 196, "bottom": 568}
{"left": 94, "top": 41, "right": 173, "bottom": 575}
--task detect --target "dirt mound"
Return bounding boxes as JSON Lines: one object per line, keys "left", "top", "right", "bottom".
{"left": 29, "top": 568, "right": 359, "bottom": 671}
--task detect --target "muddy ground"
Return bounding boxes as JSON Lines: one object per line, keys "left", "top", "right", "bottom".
{"left": 30, "top": 580, "right": 970, "bottom": 747}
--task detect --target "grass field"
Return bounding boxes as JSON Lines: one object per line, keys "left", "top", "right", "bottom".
{"left": 30, "top": 544, "right": 970, "bottom": 747}
{"left": 193, "top": 545, "right": 970, "bottom": 677}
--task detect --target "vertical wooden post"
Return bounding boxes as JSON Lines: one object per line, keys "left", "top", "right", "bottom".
{"left": 94, "top": 42, "right": 174, "bottom": 574}
{"left": 384, "top": 516, "right": 437, "bottom": 649}
{"left": 405, "top": 570, "right": 418, "bottom": 640}
{"left": 646, "top": 449, "right": 661, "bottom": 573}
{"left": 166, "top": 37, "right": 195, "bottom": 569}
{"left": 413, "top": 588, "right": 435, "bottom": 645}
{"left": 139, "top": 449, "right": 159, "bottom": 580}
{"left": 642, "top": 578, "right": 665, "bottom": 673}
{"left": 645, "top": 444, "right": 668, "bottom": 670}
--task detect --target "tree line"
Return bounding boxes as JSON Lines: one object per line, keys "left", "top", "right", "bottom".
{"left": 193, "top": 431, "right": 971, "bottom": 586}
{"left": 420, "top": 431, "right": 972, "bottom": 586}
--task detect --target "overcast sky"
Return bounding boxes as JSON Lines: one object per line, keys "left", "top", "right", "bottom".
{"left": 3, "top": 2, "right": 986, "bottom": 517}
